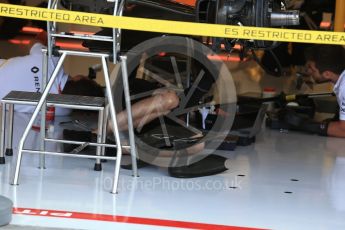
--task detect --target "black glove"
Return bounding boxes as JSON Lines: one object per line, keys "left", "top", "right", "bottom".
{"left": 282, "top": 109, "right": 329, "bottom": 136}
{"left": 296, "top": 120, "right": 329, "bottom": 136}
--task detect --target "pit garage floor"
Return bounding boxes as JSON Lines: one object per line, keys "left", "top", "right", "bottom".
{"left": 1, "top": 59, "right": 345, "bottom": 230}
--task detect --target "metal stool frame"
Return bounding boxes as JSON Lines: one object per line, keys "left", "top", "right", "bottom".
{"left": 10, "top": 50, "right": 134, "bottom": 194}
{"left": 6, "top": 0, "right": 139, "bottom": 194}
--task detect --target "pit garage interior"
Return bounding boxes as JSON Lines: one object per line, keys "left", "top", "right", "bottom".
{"left": 0, "top": 0, "right": 345, "bottom": 229}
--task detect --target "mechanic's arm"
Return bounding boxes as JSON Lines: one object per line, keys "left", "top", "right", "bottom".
{"left": 327, "top": 120, "right": 345, "bottom": 138}
{"left": 327, "top": 96, "right": 345, "bottom": 137}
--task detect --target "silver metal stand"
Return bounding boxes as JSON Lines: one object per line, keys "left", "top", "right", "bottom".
{"left": 12, "top": 51, "right": 66, "bottom": 186}
{"left": 101, "top": 105, "right": 109, "bottom": 158}
{"left": 94, "top": 108, "right": 104, "bottom": 171}
{"left": 0, "top": 104, "right": 14, "bottom": 164}
{"left": 11, "top": 50, "right": 133, "bottom": 194}
{"left": 39, "top": 50, "right": 48, "bottom": 169}
{"left": 120, "top": 56, "right": 138, "bottom": 177}
{"left": 0, "top": 104, "right": 6, "bottom": 164}
{"left": 6, "top": 0, "right": 138, "bottom": 193}
{"left": 6, "top": 105, "right": 14, "bottom": 156}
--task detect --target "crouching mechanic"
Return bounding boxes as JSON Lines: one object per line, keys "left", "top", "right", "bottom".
{"left": 0, "top": 35, "right": 104, "bottom": 115}
{"left": 0, "top": 32, "right": 181, "bottom": 131}
{"left": 287, "top": 45, "right": 345, "bottom": 137}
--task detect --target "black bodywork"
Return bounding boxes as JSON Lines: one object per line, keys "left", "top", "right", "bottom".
{"left": 60, "top": 0, "right": 299, "bottom": 52}
{"left": 120, "top": 0, "right": 196, "bottom": 51}
{"left": 79, "top": 0, "right": 197, "bottom": 52}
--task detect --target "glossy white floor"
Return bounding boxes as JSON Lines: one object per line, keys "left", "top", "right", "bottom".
{"left": 1, "top": 60, "right": 345, "bottom": 230}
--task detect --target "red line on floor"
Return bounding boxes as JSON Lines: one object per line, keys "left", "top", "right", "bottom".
{"left": 13, "top": 207, "right": 266, "bottom": 230}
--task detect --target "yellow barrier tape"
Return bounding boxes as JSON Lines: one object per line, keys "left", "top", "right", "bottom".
{"left": 0, "top": 3, "right": 344, "bottom": 45}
